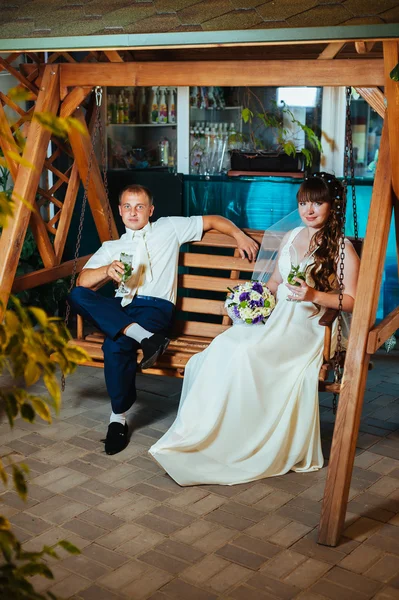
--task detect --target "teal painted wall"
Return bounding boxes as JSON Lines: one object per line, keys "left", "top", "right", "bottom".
{"left": 184, "top": 175, "right": 398, "bottom": 321}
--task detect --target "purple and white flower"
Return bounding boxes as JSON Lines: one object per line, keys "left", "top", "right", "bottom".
{"left": 225, "top": 281, "right": 275, "bottom": 325}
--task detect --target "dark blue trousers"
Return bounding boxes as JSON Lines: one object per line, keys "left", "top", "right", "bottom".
{"left": 68, "top": 287, "right": 174, "bottom": 414}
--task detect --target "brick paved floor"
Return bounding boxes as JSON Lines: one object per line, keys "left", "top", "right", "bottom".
{"left": 1, "top": 351, "right": 399, "bottom": 599}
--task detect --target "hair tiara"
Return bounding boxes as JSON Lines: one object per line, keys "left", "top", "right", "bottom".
{"left": 304, "top": 172, "right": 344, "bottom": 209}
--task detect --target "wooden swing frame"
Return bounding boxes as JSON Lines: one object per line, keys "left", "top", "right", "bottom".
{"left": 0, "top": 39, "right": 398, "bottom": 548}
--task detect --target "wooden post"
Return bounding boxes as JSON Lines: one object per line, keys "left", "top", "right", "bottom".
{"left": 60, "top": 86, "right": 92, "bottom": 119}
{"left": 384, "top": 42, "right": 399, "bottom": 199}
{"left": 0, "top": 64, "right": 60, "bottom": 317}
{"left": 53, "top": 162, "right": 80, "bottom": 264}
{"left": 0, "top": 101, "right": 57, "bottom": 267}
{"left": 383, "top": 40, "right": 399, "bottom": 337}
{"left": 318, "top": 122, "right": 393, "bottom": 546}
{"left": 68, "top": 109, "right": 118, "bottom": 242}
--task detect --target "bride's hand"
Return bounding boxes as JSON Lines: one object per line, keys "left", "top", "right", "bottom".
{"left": 286, "top": 278, "right": 316, "bottom": 302}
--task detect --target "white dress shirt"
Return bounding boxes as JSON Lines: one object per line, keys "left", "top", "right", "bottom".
{"left": 83, "top": 216, "right": 203, "bottom": 304}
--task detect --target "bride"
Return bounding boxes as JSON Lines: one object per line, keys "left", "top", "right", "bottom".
{"left": 149, "top": 173, "right": 360, "bottom": 486}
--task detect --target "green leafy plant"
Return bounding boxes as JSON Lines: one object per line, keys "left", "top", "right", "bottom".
{"left": 238, "top": 89, "right": 322, "bottom": 167}
{"left": 0, "top": 85, "right": 91, "bottom": 598}
{"left": 0, "top": 153, "right": 15, "bottom": 228}
{"left": 14, "top": 228, "right": 70, "bottom": 316}
{"left": 390, "top": 63, "right": 399, "bottom": 82}
{"left": 0, "top": 151, "right": 68, "bottom": 316}
{"left": 0, "top": 298, "right": 89, "bottom": 599}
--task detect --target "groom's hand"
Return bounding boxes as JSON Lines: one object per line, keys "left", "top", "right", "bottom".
{"left": 106, "top": 260, "right": 125, "bottom": 283}
{"left": 234, "top": 232, "right": 259, "bottom": 261}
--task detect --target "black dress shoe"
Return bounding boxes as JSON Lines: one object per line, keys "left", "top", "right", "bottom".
{"left": 103, "top": 422, "right": 128, "bottom": 455}
{"left": 140, "top": 333, "right": 170, "bottom": 370}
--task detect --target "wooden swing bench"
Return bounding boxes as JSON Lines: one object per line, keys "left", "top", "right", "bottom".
{"left": 72, "top": 228, "right": 342, "bottom": 394}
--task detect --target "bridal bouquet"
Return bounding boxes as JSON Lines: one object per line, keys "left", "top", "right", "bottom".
{"left": 225, "top": 281, "right": 275, "bottom": 325}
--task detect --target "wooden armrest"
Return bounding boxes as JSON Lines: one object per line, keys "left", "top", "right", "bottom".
{"left": 76, "top": 277, "right": 112, "bottom": 292}
{"left": 319, "top": 308, "right": 338, "bottom": 327}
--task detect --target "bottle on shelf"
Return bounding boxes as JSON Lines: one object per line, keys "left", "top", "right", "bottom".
{"left": 216, "top": 87, "right": 226, "bottom": 109}
{"left": 352, "top": 116, "right": 367, "bottom": 164}
{"left": 168, "top": 87, "right": 176, "bottom": 123}
{"left": 117, "top": 91, "right": 124, "bottom": 124}
{"left": 158, "top": 137, "right": 169, "bottom": 166}
{"left": 107, "top": 93, "right": 115, "bottom": 124}
{"left": 190, "top": 127, "right": 203, "bottom": 174}
{"left": 123, "top": 90, "right": 129, "bottom": 123}
{"left": 158, "top": 87, "right": 168, "bottom": 124}
{"left": 128, "top": 88, "right": 136, "bottom": 124}
{"left": 138, "top": 87, "right": 146, "bottom": 124}
{"left": 200, "top": 87, "right": 208, "bottom": 109}
{"left": 189, "top": 126, "right": 195, "bottom": 151}
{"left": 168, "top": 155, "right": 175, "bottom": 172}
{"left": 190, "top": 86, "right": 198, "bottom": 107}
{"left": 149, "top": 86, "right": 159, "bottom": 124}
{"left": 228, "top": 122, "right": 237, "bottom": 148}
{"left": 208, "top": 87, "right": 215, "bottom": 109}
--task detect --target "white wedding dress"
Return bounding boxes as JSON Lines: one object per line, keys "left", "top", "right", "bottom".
{"left": 149, "top": 227, "right": 335, "bottom": 486}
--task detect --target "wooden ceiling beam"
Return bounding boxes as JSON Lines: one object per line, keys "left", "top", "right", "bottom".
{"left": 60, "top": 85, "right": 93, "bottom": 118}
{"left": 104, "top": 50, "right": 124, "bottom": 62}
{"left": 355, "top": 41, "right": 376, "bottom": 54}
{"left": 318, "top": 42, "right": 346, "bottom": 60}
{"left": 58, "top": 59, "right": 384, "bottom": 88}
{"left": 354, "top": 87, "right": 385, "bottom": 118}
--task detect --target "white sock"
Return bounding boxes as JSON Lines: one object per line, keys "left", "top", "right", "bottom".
{"left": 110, "top": 411, "right": 126, "bottom": 426}
{"left": 125, "top": 323, "right": 152, "bottom": 343}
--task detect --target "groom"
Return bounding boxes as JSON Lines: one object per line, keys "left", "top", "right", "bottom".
{"left": 68, "top": 184, "right": 258, "bottom": 455}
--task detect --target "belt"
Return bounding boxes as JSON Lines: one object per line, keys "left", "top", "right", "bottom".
{"left": 135, "top": 295, "right": 174, "bottom": 308}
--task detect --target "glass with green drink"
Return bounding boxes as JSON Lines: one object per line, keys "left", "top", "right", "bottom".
{"left": 117, "top": 252, "right": 134, "bottom": 294}
{"left": 287, "top": 264, "right": 306, "bottom": 302}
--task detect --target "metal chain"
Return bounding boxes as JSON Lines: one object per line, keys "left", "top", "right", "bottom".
{"left": 345, "top": 87, "right": 359, "bottom": 241}
{"left": 332, "top": 86, "right": 354, "bottom": 413}
{"left": 61, "top": 87, "right": 104, "bottom": 391}
{"left": 97, "top": 88, "right": 114, "bottom": 240}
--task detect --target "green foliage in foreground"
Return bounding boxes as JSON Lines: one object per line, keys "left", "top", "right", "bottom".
{"left": 0, "top": 299, "right": 89, "bottom": 598}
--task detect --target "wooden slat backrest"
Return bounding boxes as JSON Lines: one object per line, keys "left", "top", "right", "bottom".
{"left": 172, "top": 228, "right": 264, "bottom": 340}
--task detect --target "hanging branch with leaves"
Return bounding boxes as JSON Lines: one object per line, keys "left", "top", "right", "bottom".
{"left": 239, "top": 87, "right": 322, "bottom": 167}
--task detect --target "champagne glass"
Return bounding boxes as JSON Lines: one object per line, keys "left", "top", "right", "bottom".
{"left": 287, "top": 264, "right": 306, "bottom": 302}
{"left": 117, "top": 252, "right": 134, "bottom": 294}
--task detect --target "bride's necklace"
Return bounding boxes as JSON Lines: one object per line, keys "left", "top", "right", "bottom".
{"left": 303, "top": 229, "right": 313, "bottom": 258}
{"left": 302, "top": 229, "right": 317, "bottom": 262}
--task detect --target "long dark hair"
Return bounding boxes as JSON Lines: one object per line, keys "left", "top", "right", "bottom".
{"left": 297, "top": 172, "right": 345, "bottom": 292}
